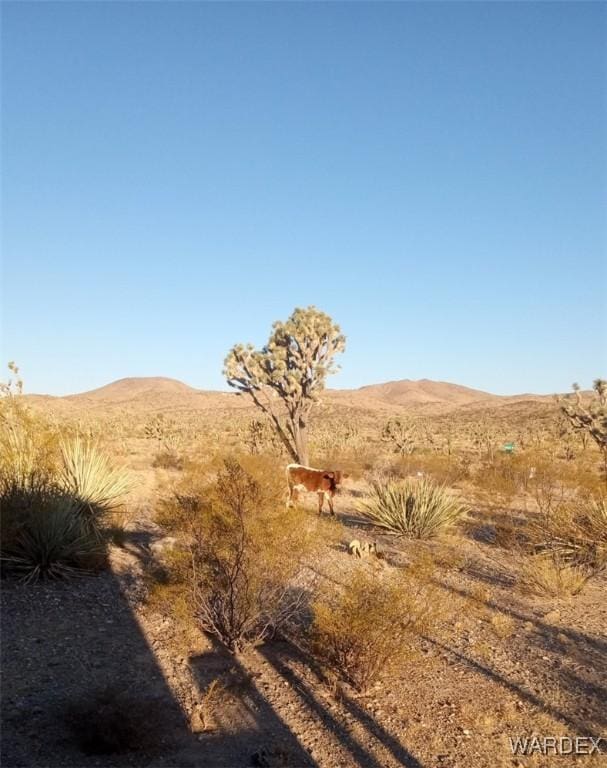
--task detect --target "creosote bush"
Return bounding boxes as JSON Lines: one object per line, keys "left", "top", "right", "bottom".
{"left": 188, "top": 458, "right": 332, "bottom": 653}
{"left": 310, "top": 564, "right": 436, "bottom": 692}
{"left": 360, "top": 477, "right": 468, "bottom": 538}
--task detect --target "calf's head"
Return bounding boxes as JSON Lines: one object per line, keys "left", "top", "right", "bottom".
{"left": 322, "top": 470, "right": 347, "bottom": 494}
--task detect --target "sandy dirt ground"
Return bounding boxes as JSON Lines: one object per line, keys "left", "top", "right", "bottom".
{"left": 2, "top": 475, "right": 606, "bottom": 768}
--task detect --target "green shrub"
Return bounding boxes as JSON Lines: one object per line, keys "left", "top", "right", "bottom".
{"left": 360, "top": 477, "right": 468, "bottom": 538}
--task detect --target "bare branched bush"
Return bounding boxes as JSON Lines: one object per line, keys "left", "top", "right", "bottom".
{"left": 189, "top": 458, "right": 327, "bottom": 653}
{"left": 310, "top": 566, "right": 436, "bottom": 692}
{"left": 360, "top": 477, "right": 468, "bottom": 538}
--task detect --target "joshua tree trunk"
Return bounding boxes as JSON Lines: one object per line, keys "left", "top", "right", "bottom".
{"left": 292, "top": 415, "right": 309, "bottom": 466}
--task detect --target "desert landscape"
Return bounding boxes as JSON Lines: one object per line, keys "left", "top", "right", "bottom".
{"left": 3, "top": 3, "right": 605, "bottom": 767}
{"left": 2, "top": 348, "right": 606, "bottom": 768}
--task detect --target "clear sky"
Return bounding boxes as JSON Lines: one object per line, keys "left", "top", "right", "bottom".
{"left": 2, "top": 2, "right": 606, "bottom": 396}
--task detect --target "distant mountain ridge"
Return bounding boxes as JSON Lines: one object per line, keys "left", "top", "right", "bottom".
{"left": 26, "top": 376, "right": 554, "bottom": 417}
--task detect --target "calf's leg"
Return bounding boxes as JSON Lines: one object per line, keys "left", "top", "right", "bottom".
{"left": 327, "top": 492, "right": 335, "bottom": 516}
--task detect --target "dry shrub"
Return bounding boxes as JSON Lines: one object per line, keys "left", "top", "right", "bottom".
{"left": 310, "top": 564, "right": 437, "bottom": 692}
{"left": 519, "top": 553, "right": 589, "bottom": 598}
{"left": 0, "top": 397, "right": 61, "bottom": 483}
{"left": 156, "top": 453, "right": 286, "bottom": 532}
{"left": 189, "top": 457, "right": 331, "bottom": 653}
{"left": 523, "top": 495, "right": 607, "bottom": 590}
{"left": 490, "top": 612, "right": 516, "bottom": 639}
{"left": 360, "top": 477, "right": 468, "bottom": 539}
{"left": 392, "top": 452, "right": 471, "bottom": 486}
{"left": 153, "top": 451, "right": 184, "bottom": 470}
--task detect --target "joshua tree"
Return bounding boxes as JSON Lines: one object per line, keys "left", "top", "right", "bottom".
{"left": 382, "top": 418, "right": 417, "bottom": 456}
{"left": 560, "top": 379, "right": 607, "bottom": 481}
{"left": 224, "top": 307, "right": 345, "bottom": 465}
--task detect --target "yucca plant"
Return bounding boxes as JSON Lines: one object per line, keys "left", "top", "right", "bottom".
{"left": 0, "top": 478, "right": 106, "bottom": 582}
{"left": 59, "top": 436, "right": 133, "bottom": 524}
{"left": 359, "top": 477, "right": 468, "bottom": 538}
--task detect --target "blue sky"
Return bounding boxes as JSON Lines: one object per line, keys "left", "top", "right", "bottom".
{"left": 2, "top": 2, "right": 606, "bottom": 396}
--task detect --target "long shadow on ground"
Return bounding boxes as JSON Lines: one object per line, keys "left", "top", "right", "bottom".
{"left": 1, "top": 566, "right": 191, "bottom": 768}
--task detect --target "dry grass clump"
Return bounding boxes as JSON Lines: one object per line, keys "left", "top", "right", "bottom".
{"left": 519, "top": 554, "right": 589, "bottom": 598}
{"left": 310, "top": 565, "right": 436, "bottom": 692}
{"left": 360, "top": 477, "right": 468, "bottom": 538}
{"left": 490, "top": 612, "right": 516, "bottom": 639}
{"left": 517, "top": 494, "right": 607, "bottom": 597}
{"left": 187, "top": 457, "right": 331, "bottom": 653}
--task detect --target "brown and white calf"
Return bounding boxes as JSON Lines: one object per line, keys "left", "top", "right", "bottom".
{"left": 286, "top": 463, "right": 344, "bottom": 515}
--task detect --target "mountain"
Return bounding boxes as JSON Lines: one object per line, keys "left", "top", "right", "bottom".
{"left": 353, "top": 379, "right": 498, "bottom": 407}
{"left": 66, "top": 377, "right": 198, "bottom": 403}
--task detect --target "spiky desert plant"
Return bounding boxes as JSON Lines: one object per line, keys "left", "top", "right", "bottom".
{"left": 360, "top": 477, "right": 468, "bottom": 538}
{"left": 0, "top": 478, "right": 106, "bottom": 581}
{"left": 224, "top": 306, "right": 346, "bottom": 465}
{"left": 59, "top": 436, "right": 133, "bottom": 523}
{"left": 559, "top": 380, "right": 607, "bottom": 483}
{"left": 381, "top": 418, "right": 417, "bottom": 456}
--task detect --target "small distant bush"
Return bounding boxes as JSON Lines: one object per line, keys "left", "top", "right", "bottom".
{"left": 360, "top": 477, "right": 468, "bottom": 538}
{"left": 152, "top": 451, "right": 184, "bottom": 470}
{"left": 310, "top": 566, "right": 436, "bottom": 692}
